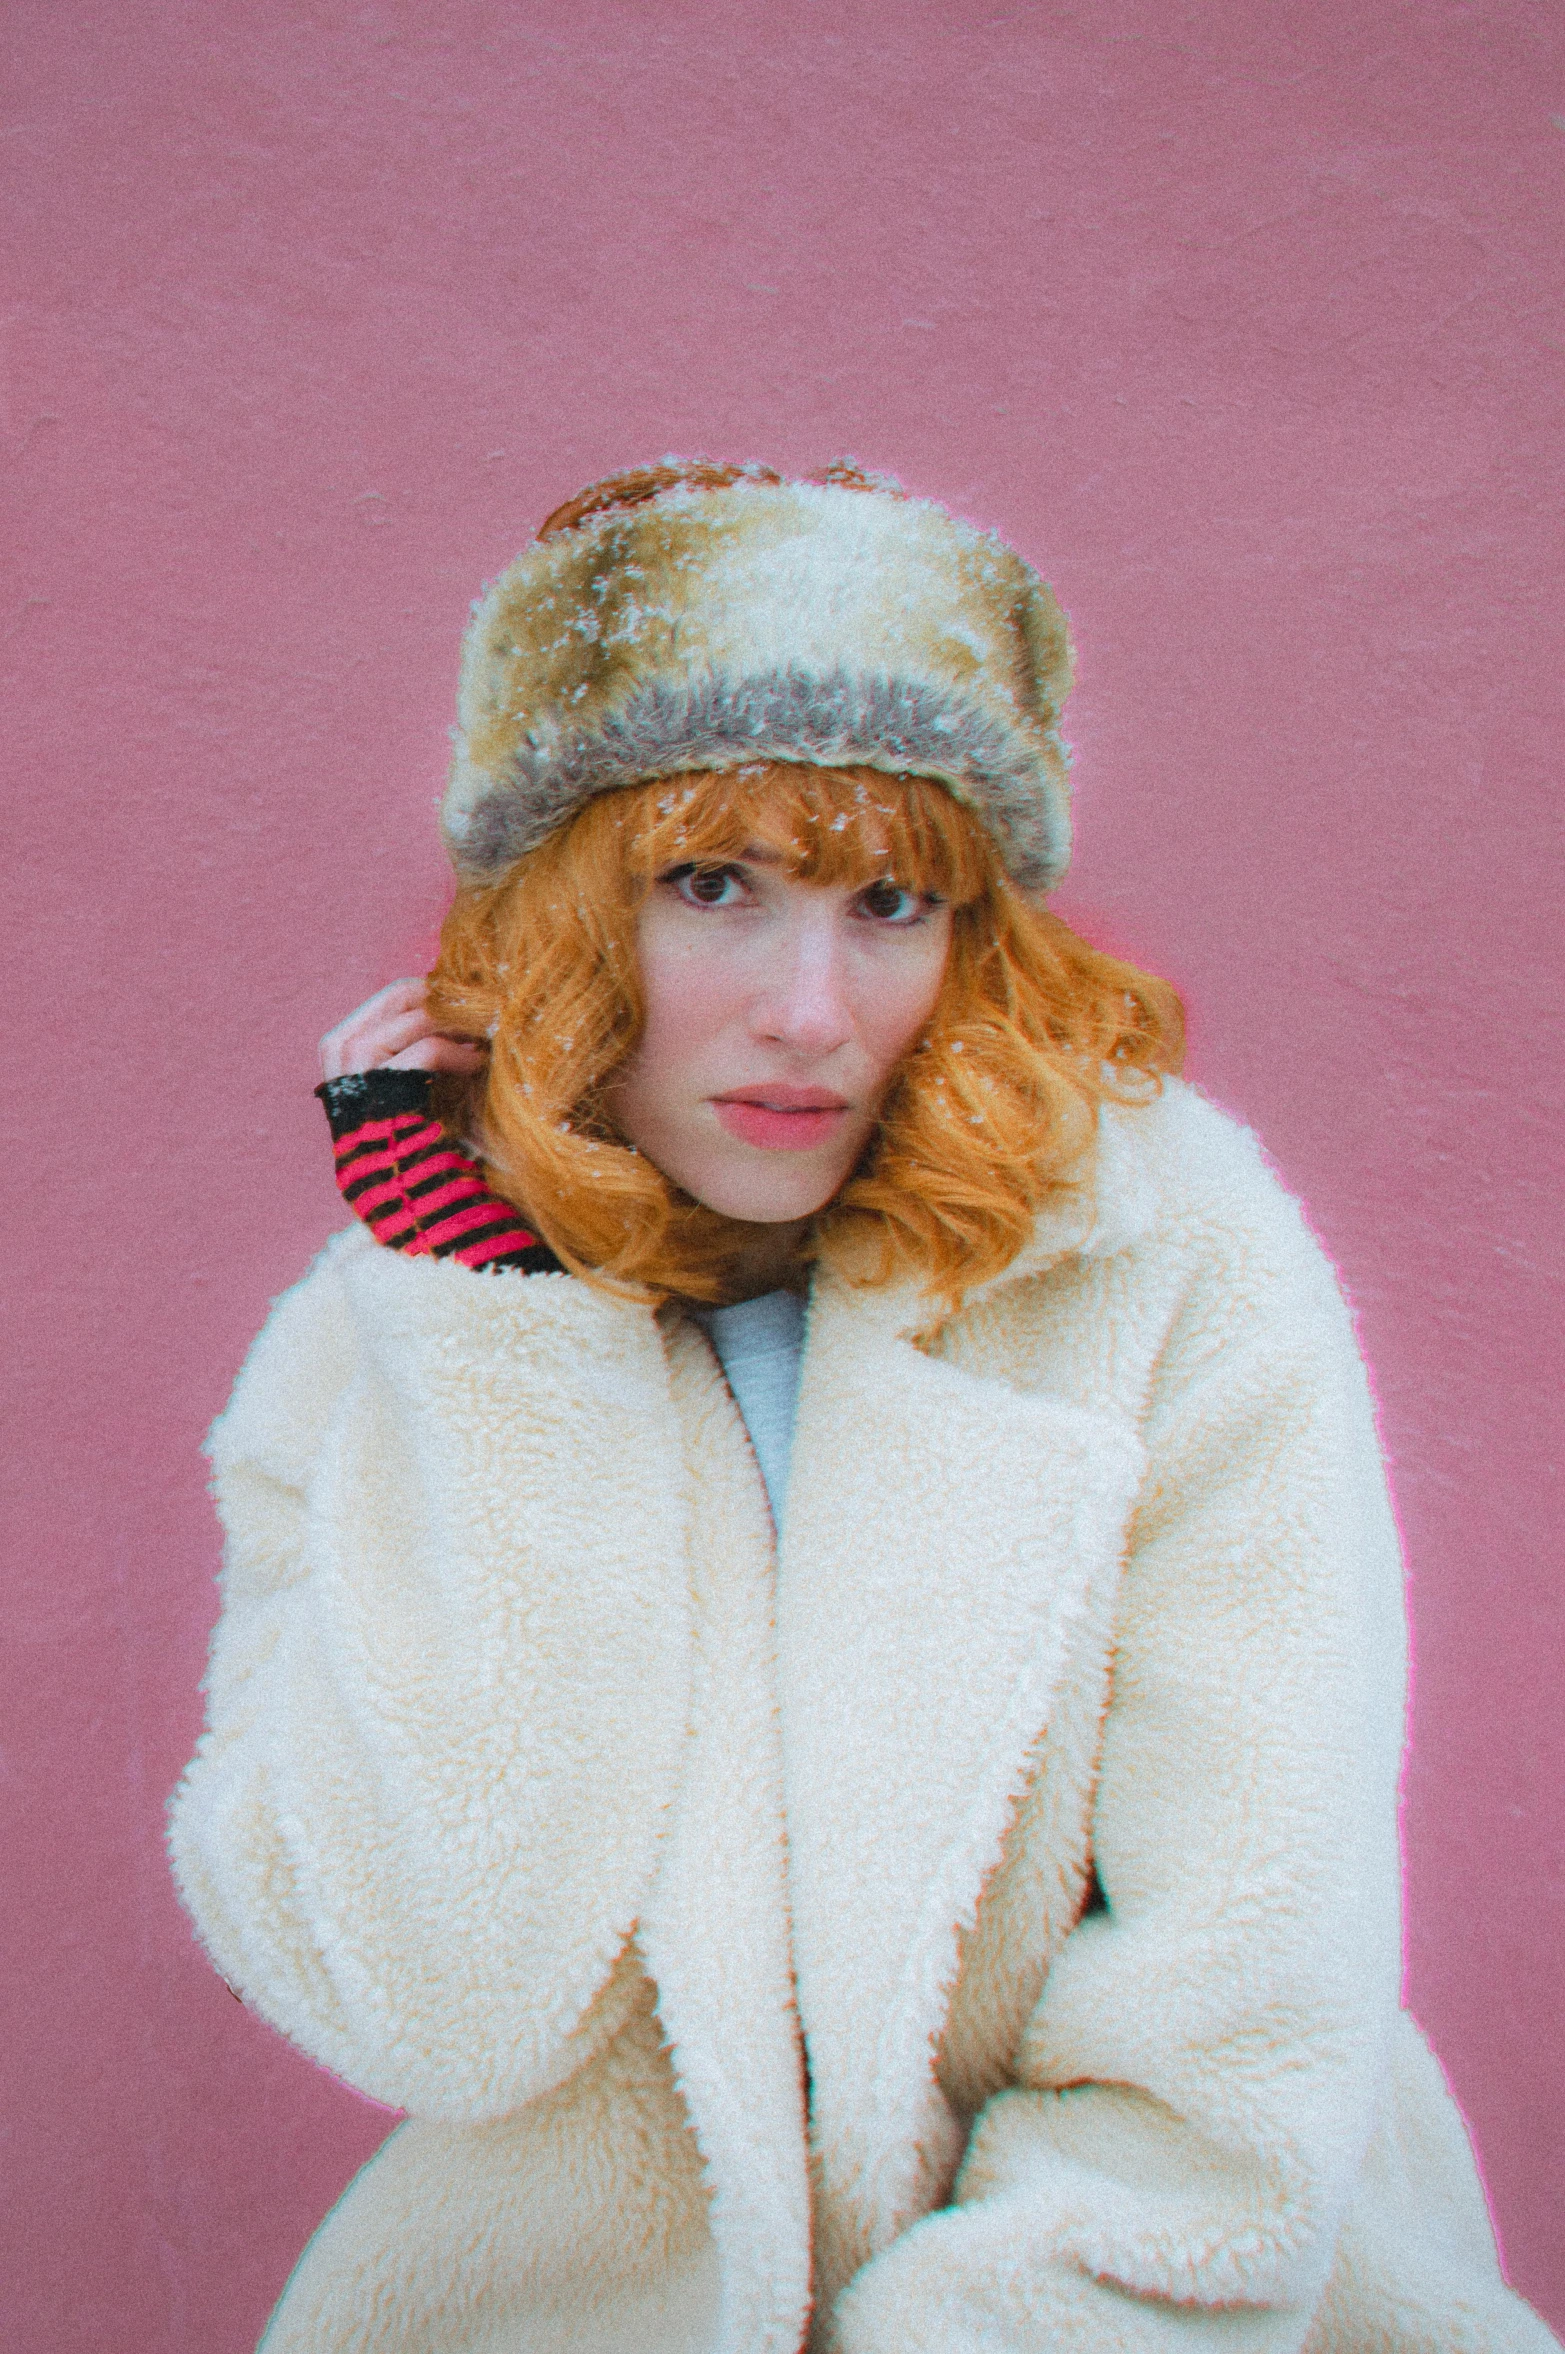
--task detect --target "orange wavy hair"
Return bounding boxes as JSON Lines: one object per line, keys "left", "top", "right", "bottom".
{"left": 426, "top": 762, "right": 1183, "bottom": 1306}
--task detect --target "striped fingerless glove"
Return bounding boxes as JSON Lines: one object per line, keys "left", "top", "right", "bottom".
{"left": 315, "top": 1070, "right": 561, "bottom": 1275}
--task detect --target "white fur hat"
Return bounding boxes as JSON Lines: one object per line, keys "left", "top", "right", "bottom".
{"left": 442, "top": 468, "right": 1075, "bottom": 893}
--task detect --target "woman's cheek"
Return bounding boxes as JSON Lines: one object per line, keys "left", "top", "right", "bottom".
{"left": 858, "top": 933, "right": 951, "bottom": 1079}
{"left": 636, "top": 940, "right": 733, "bottom": 1067}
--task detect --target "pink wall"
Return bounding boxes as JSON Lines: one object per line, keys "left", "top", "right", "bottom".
{"left": 5, "top": 2, "right": 1562, "bottom": 2344}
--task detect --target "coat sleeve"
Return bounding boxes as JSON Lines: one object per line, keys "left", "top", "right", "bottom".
{"left": 167, "top": 1226, "right": 693, "bottom": 2120}
{"left": 834, "top": 1174, "right": 1429, "bottom": 2353}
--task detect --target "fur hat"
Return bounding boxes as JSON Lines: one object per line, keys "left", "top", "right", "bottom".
{"left": 442, "top": 466, "right": 1076, "bottom": 894}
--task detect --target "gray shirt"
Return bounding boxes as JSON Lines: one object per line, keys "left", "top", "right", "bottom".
{"left": 686, "top": 1289, "right": 807, "bottom": 1531}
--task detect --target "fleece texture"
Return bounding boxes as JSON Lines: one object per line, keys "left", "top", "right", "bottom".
{"left": 441, "top": 480, "right": 1076, "bottom": 893}
{"left": 168, "top": 1082, "right": 1559, "bottom": 2354}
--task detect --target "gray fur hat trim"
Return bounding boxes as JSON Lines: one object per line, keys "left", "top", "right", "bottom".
{"left": 443, "top": 478, "right": 1075, "bottom": 894}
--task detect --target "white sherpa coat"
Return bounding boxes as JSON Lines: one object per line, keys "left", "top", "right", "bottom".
{"left": 169, "top": 1081, "right": 1556, "bottom": 2354}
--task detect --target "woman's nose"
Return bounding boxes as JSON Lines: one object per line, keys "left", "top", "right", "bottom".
{"left": 749, "top": 914, "right": 855, "bottom": 1055}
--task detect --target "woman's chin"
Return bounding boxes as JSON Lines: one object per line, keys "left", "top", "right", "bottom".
{"left": 673, "top": 1153, "right": 854, "bottom": 1228}
{"left": 696, "top": 1183, "right": 844, "bottom": 1227}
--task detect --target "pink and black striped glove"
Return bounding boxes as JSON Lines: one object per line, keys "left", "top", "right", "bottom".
{"left": 315, "top": 1071, "right": 561, "bottom": 1275}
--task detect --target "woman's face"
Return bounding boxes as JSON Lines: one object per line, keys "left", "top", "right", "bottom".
{"left": 605, "top": 848, "right": 954, "bottom": 1224}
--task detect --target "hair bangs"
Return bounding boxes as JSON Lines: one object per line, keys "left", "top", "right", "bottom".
{"left": 626, "top": 764, "right": 995, "bottom": 907}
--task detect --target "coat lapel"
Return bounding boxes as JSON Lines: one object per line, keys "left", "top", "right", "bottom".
{"left": 637, "top": 1318, "right": 814, "bottom": 2354}
{"left": 777, "top": 1250, "right": 1146, "bottom": 2276}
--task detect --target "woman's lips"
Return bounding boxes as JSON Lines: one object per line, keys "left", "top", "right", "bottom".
{"left": 711, "top": 1089, "right": 850, "bottom": 1152}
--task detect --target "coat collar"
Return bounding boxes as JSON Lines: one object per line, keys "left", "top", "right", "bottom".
{"left": 824, "top": 1092, "right": 1167, "bottom": 1349}
{"left": 991, "top": 1091, "right": 1165, "bottom": 1286}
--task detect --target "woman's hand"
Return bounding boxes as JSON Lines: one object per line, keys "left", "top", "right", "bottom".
{"left": 319, "top": 980, "right": 488, "bottom": 1082}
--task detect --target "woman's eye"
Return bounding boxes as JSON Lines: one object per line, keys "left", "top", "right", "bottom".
{"left": 858, "top": 879, "right": 930, "bottom": 925}
{"left": 669, "top": 864, "right": 747, "bottom": 908}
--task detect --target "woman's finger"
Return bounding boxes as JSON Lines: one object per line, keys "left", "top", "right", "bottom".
{"left": 386, "top": 1037, "right": 489, "bottom": 1075}
{"left": 322, "top": 976, "right": 426, "bottom": 1039}
{"left": 319, "top": 979, "right": 430, "bottom": 1079}
{"left": 322, "top": 1005, "right": 437, "bottom": 1078}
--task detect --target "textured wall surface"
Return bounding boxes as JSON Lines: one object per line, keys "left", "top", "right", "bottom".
{"left": 4, "top": 3, "right": 1562, "bottom": 2346}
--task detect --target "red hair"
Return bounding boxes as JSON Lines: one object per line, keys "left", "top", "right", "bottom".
{"left": 427, "top": 763, "right": 1182, "bottom": 1305}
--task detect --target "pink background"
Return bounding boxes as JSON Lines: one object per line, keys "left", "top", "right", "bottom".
{"left": 5, "top": 2, "right": 1562, "bottom": 2345}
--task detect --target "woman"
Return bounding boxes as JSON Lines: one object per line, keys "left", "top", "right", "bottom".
{"left": 169, "top": 462, "right": 1556, "bottom": 2353}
